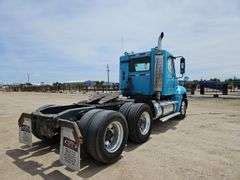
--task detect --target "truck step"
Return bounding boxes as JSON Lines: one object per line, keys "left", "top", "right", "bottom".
{"left": 160, "top": 112, "right": 180, "bottom": 122}
{"left": 160, "top": 101, "right": 177, "bottom": 106}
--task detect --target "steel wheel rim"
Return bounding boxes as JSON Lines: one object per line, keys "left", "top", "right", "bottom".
{"left": 181, "top": 101, "right": 186, "bottom": 115}
{"left": 103, "top": 121, "right": 124, "bottom": 153}
{"left": 139, "top": 111, "right": 151, "bottom": 135}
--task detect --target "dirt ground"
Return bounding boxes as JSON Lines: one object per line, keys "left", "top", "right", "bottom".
{"left": 0, "top": 92, "right": 239, "bottom": 180}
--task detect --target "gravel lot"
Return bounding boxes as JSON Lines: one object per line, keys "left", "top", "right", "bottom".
{"left": 0, "top": 92, "right": 239, "bottom": 180}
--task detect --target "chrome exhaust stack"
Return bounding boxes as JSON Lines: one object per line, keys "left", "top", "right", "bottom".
{"left": 157, "top": 32, "right": 164, "bottom": 50}
{"left": 155, "top": 32, "right": 164, "bottom": 101}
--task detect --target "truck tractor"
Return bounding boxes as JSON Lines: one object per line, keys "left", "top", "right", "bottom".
{"left": 18, "top": 32, "right": 187, "bottom": 170}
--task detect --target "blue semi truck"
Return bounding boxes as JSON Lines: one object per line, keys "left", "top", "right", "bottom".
{"left": 18, "top": 32, "right": 187, "bottom": 169}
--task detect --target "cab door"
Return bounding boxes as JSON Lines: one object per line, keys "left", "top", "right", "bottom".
{"left": 162, "top": 57, "right": 176, "bottom": 95}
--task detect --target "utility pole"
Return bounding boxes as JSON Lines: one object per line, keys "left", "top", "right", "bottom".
{"left": 107, "top": 64, "right": 110, "bottom": 90}
{"left": 27, "top": 73, "right": 30, "bottom": 84}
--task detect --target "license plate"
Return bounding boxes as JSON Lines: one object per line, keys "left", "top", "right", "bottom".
{"left": 19, "top": 117, "right": 32, "bottom": 146}
{"left": 60, "top": 127, "right": 80, "bottom": 171}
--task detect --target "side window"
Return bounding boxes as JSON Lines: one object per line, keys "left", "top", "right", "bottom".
{"left": 168, "top": 58, "right": 175, "bottom": 77}
{"left": 129, "top": 57, "right": 150, "bottom": 72}
{"left": 134, "top": 62, "right": 150, "bottom": 72}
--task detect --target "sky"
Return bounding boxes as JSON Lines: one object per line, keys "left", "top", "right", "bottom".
{"left": 0, "top": 0, "right": 240, "bottom": 84}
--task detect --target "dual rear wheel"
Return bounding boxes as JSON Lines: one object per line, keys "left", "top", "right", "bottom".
{"left": 77, "top": 102, "right": 153, "bottom": 164}
{"left": 120, "top": 103, "right": 153, "bottom": 143}
{"left": 77, "top": 109, "right": 128, "bottom": 164}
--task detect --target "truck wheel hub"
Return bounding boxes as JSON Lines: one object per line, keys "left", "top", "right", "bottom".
{"left": 104, "top": 121, "right": 124, "bottom": 153}
{"left": 181, "top": 101, "right": 186, "bottom": 115}
{"left": 138, "top": 111, "right": 151, "bottom": 135}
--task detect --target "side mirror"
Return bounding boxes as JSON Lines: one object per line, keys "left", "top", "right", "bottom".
{"left": 180, "top": 57, "right": 185, "bottom": 74}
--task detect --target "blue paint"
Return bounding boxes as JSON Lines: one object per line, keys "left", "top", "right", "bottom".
{"left": 174, "top": 85, "right": 187, "bottom": 112}
{"left": 161, "top": 50, "right": 177, "bottom": 96}
{"left": 120, "top": 48, "right": 186, "bottom": 101}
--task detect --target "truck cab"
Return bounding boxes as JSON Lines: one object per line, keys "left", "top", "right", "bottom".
{"left": 120, "top": 49, "right": 180, "bottom": 97}
{"left": 120, "top": 33, "right": 187, "bottom": 118}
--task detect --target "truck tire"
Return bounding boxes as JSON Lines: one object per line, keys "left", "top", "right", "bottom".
{"left": 177, "top": 99, "right": 187, "bottom": 120}
{"left": 86, "top": 110, "right": 128, "bottom": 164}
{"left": 77, "top": 109, "right": 104, "bottom": 138}
{"left": 119, "top": 102, "right": 134, "bottom": 118}
{"left": 76, "top": 109, "right": 104, "bottom": 159}
{"left": 127, "top": 103, "right": 153, "bottom": 143}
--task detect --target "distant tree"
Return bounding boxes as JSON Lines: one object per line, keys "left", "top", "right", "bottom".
{"left": 77, "top": 83, "right": 84, "bottom": 91}
{"left": 98, "top": 81, "right": 104, "bottom": 91}
{"left": 52, "top": 82, "right": 62, "bottom": 91}
{"left": 209, "top": 78, "right": 221, "bottom": 82}
{"left": 225, "top": 77, "right": 240, "bottom": 89}
{"left": 95, "top": 81, "right": 100, "bottom": 91}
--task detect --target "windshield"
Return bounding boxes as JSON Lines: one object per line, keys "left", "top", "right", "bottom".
{"left": 129, "top": 57, "right": 150, "bottom": 72}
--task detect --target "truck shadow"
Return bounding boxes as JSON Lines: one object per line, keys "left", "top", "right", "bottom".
{"left": 6, "top": 141, "right": 109, "bottom": 179}
{"left": 151, "top": 118, "right": 180, "bottom": 134}
{"left": 125, "top": 118, "right": 180, "bottom": 152}
{"left": 77, "top": 159, "right": 109, "bottom": 178}
{"left": 6, "top": 141, "right": 68, "bottom": 179}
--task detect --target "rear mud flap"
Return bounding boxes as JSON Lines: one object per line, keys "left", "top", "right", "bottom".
{"left": 59, "top": 119, "right": 83, "bottom": 171}
{"left": 18, "top": 113, "right": 32, "bottom": 146}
